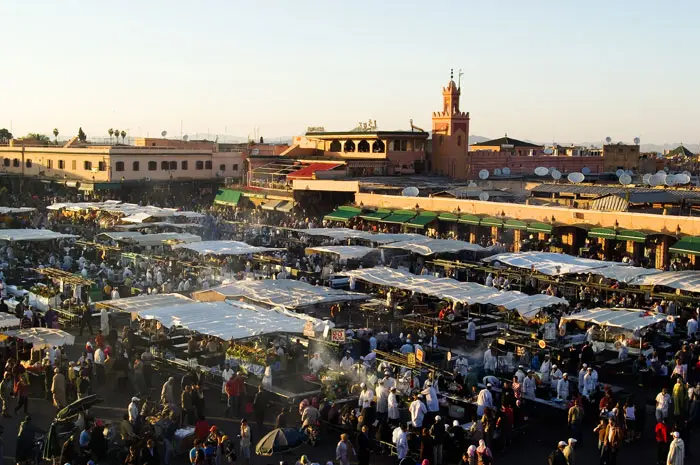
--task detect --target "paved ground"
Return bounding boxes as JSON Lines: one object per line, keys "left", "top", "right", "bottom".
{"left": 1, "top": 332, "right": 693, "bottom": 465}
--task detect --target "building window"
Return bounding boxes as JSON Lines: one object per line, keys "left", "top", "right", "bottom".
{"left": 181, "top": 161, "right": 188, "bottom": 170}
{"left": 392, "top": 140, "right": 407, "bottom": 151}
{"left": 358, "top": 140, "right": 370, "bottom": 153}
{"left": 439, "top": 136, "right": 444, "bottom": 146}
{"left": 457, "top": 135, "right": 462, "bottom": 146}
{"left": 84, "top": 161, "right": 92, "bottom": 170}
{"left": 161, "top": 161, "right": 169, "bottom": 170}
{"left": 47, "top": 159, "right": 53, "bottom": 169}
{"left": 98, "top": 161, "right": 106, "bottom": 171}
{"left": 3, "top": 159, "right": 9, "bottom": 167}
{"left": 205, "top": 161, "right": 212, "bottom": 170}
{"left": 148, "top": 161, "right": 157, "bottom": 171}
{"left": 232, "top": 164, "right": 238, "bottom": 171}
{"left": 25, "top": 159, "right": 32, "bottom": 168}
{"left": 133, "top": 161, "right": 140, "bottom": 171}
{"left": 344, "top": 140, "right": 356, "bottom": 152}
{"left": 71, "top": 160, "right": 77, "bottom": 170}
{"left": 169, "top": 161, "right": 177, "bottom": 170}
{"left": 196, "top": 161, "right": 204, "bottom": 170}
{"left": 372, "top": 140, "right": 385, "bottom": 153}
{"left": 219, "top": 164, "right": 226, "bottom": 172}
{"left": 13, "top": 159, "right": 19, "bottom": 167}
{"left": 329, "top": 140, "right": 341, "bottom": 152}
{"left": 115, "top": 161, "right": 125, "bottom": 172}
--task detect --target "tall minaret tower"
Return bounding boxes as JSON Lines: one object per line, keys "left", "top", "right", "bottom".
{"left": 431, "top": 69, "right": 470, "bottom": 178}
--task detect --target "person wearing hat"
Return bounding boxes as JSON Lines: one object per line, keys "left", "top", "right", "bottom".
{"left": 51, "top": 367, "right": 67, "bottom": 409}
{"left": 563, "top": 438, "right": 577, "bottom": 465}
{"left": 549, "top": 363, "right": 563, "bottom": 389}
{"left": 523, "top": 369, "right": 536, "bottom": 399}
{"left": 539, "top": 354, "right": 552, "bottom": 384}
{"left": 239, "top": 419, "right": 251, "bottom": 465}
{"left": 128, "top": 397, "right": 140, "bottom": 425}
{"left": 578, "top": 363, "right": 587, "bottom": 387}
{"left": 514, "top": 365, "right": 526, "bottom": 384}
{"left": 383, "top": 370, "right": 396, "bottom": 390}
{"left": 582, "top": 367, "right": 596, "bottom": 398}
{"left": 667, "top": 430, "right": 685, "bottom": 465}
{"left": 375, "top": 379, "right": 389, "bottom": 421}
{"left": 358, "top": 382, "right": 374, "bottom": 409}
{"left": 557, "top": 373, "right": 570, "bottom": 400}
{"left": 548, "top": 441, "right": 568, "bottom": 465}
{"left": 422, "top": 381, "right": 439, "bottom": 413}
{"left": 387, "top": 387, "right": 400, "bottom": 423}
{"left": 476, "top": 384, "right": 493, "bottom": 417}
{"left": 409, "top": 395, "right": 427, "bottom": 428}
{"left": 339, "top": 351, "right": 354, "bottom": 372}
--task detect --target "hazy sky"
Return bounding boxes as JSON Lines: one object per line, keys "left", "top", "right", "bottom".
{"left": 2, "top": 0, "right": 698, "bottom": 145}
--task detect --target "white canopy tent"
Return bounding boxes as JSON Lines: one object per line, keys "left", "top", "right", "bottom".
{"left": 172, "top": 241, "right": 281, "bottom": 256}
{"left": 47, "top": 201, "right": 203, "bottom": 221}
{"left": 381, "top": 237, "right": 486, "bottom": 255}
{"left": 114, "top": 222, "right": 204, "bottom": 230}
{"left": 589, "top": 265, "right": 663, "bottom": 284}
{"left": 305, "top": 245, "right": 377, "bottom": 261}
{"left": 2, "top": 328, "right": 75, "bottom": 349}
{"left": 483, "top": 252, "right": 610, "bottom": 276}
{"left": 629, "top": 271, "right": 700, "bottom": 293}
{"left": 197, "top": 279, "right": 370, "bottom": 309}
{"left": 0, "top": 207, "right": 36, "bottom": 214}
{"left": 99, "top": 232, "right": 201, "bottom": 246}
{"left": 345, "top": 267, "right": 567, "bottom": 320}
{"left": 295, "top": 228, "right": 422, "bottom": 244}
{"left": 561, "top": 307, "right": 666, "bottom": 331}
{"left": 0, "top": 229, "right": 78, "bottom": 242}
{"left": 137, "top": 299, "right": 332, "bottom": 340}
{"left": 0, "top": 313, "right": 20, "bottom": 328}
{"left": 99, "top": 293, "right": 193, "bottom": 314}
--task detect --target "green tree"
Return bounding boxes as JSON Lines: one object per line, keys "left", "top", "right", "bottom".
{"left": 26, "top": 133, "right": 50, "bottom": 142}
{"left": 78, "top": 127, "right": 87, "bottom": 142}
{"left": 108, "top": 128, "right": 114, "bottom": 143}
{"left": 120, "top": 130, "right": 126, "bottom": 143}
{"left": 0, "top": 128, "right": 12, "bottom": 143}
{"left": 114, "top": 129, "right": 119, "bottom": 145}
{"left": 53, "top": 128, "right": 59, "bottom": 144}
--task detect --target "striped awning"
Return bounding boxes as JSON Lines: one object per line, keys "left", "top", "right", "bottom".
{"left": 588, "top": 228, "right": 617, "bottom": 239}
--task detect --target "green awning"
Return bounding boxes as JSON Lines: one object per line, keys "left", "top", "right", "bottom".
{"left": 588, "top": 228, "right": 617, "bottom": 239}
{"left": 438, "top": 213, "right": 459, "bottom": 222}
{"left": 527, "top": 222, "right": 553, "bottom": 234}
{"left": 504, "top": 219, "right": 528, "bottom": 230}
{"left": 359, "top": 209, "right": 391, "bottom": 221}
{"left": 616, "top": 229, "right": 648, "bottom": 243}
{"left": 480, "top": 217, "right": 504, "bottom": 227}
{"left": 214, "top": 189, "right": 242, "bottom": 206}
{"left": 458, "top": 214, "right": 481, "bottom": 225}
{"left": 406, "top": 212, "right": 438, "bottom": 229}
{"left": 324, "top": 209, "right": 359, "bottom": 222}
{"left": 669, "top": 236, "right": 700, "bottom": 255}
{"left": 380, "top": 210, "right": 416, "bottom": 224}
{"left": 338, "top": 205, "right": 362, "bottom": 213}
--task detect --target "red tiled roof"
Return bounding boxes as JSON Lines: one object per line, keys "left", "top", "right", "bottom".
{"left": 286, "top": 163, "right": 343, "bottom": 180}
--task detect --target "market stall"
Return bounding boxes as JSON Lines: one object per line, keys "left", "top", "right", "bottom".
{"left": 171, "top": 240, "right": 281, "bottom": 256}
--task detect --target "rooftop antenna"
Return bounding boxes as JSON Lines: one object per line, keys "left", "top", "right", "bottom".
{"left": 458, "top": 68, "right": 464, "bottom": 88}
{"left": 450, "top": 68, "right": 453, "bottom": 80}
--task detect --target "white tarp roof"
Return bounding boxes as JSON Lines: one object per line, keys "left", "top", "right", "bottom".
{"left": 114, "top": 222, "right": 204, "bottom": 230}
{"left": 172, "top": 240, "right": 281, "bottom": 256}
{"left": 381, "top": 237, "right": 485, "bottom": 255}
{"left": 100, "top": 293, "right": 193, "bottom": 313}
{"left": 346, "top": 267, "right": 567, "bottom": 319}
{"left": 0, "top": 207, "right": 36, "bottom": 214}
{"left": 202, "top": 279, "right": 370, "bottom": 308}
{"left": 629, "top": 271, "right": 700, "bottom": 292}
{"left": 296, "top": 228, "right": 422, "bottom": 244}
{"left": 483, "top": 252, "right": 610, "bottom": 276}
{"left": 590, "top": 265, "right": 663, "bottom": 283}
{"left": 122, "top": 212, "right": 156, "bottom": 223}
{"left": 561, "top": 307, "right": 667, "bottom": 331}
{"left": 2, "top": 328, "right": 75, "bottom": 348}
{"left": 306, "top": 245, "right": 376, "bottom": 260}
{"left": 0, "top": 313, "right": 20, "bottom": 328}
{"left": 47, "top": 201, "right": 202, "bottom": 220}
{"left": 137, "top": 299, "right": 331, "bottom": 340}
{"left": 99, "top": 232, "right": 201, "bottom": 246}
{"left": 0, "top": 229, "right": 78, "bottom": 242}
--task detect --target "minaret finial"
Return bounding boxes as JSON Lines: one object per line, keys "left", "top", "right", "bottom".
{"left": 450, "top": 68, "right": 453, "bottom": 80}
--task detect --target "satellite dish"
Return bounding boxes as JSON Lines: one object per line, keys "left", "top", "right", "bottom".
{"left": 479, "top": 192, "right": 490, "bottom": 201}
{"left": 642, "top": 173, "right": 652, "bottom": 185}
{"left": 534, "top": 166, "right": 549, "bottom": 176}
{"left": 401, "top": 186, "right": 420, "bottom": 197}
{"left": 543, "top": 148, "right": 554, "bottom": 155}
{"left": 478, "top": 169, "right": 490, "bottom": 180}
{"left": 568, "top": 172, "right": 585, "bottom": 183}
{"left": 657, "top": 170, "right": 666, "bottom": 175}
{"left": 615, "top": 169, "right": 625, "bottom": 178}
{"left": 468, "top": 181, "right": 477, "bottom": 187}
{"left": 502, "top": 167, "right": 511, "bottom": 176}
{"left": 551, "top": 170, "right": 562, "bottom": 180}
{"left": 677, "top": 173, "right": 691, "bottom": 184}
{"left": 619, "top": 173, "right": 632, "bottom": 186}
{"left": 634, "top": 137, "right": 640, "bottom": 145}
{"left": 581, "top": 167, "right": 591, "bottom": 175}
{"left": 649, "top": 174, "right": 663, "bottom": 186}
{"left": 494, "top": 168, "right": 502, "bottom": 176}
{"left": 183, "top": 135, "right": 189, "bottom": 141}
{"left": 161, "top": 130, "right": 167, "bottom": 137}
{"left": 605, "top": 136, "right": 612, "bottom": 144}
{"left": 251, "top": 148, "right": 260, "bottom": 156}
{"left": 682, "top": 170, "right": 691, "bottom": 177}
{"left": 664, "top": 175, "right": 677, "bottom": 186}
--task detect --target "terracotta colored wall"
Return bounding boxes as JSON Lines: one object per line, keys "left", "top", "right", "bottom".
{"left": 465, "top": 151, "right": 604, "bottom": 177}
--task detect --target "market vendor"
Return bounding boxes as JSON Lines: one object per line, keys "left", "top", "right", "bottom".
{"left": 339, "top": 350, "right": 354, "bottom": 372}
{"left": 309, "top": 353, "right": 324, "bottom": 374}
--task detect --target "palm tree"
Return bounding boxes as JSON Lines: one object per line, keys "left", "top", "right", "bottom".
{"left": 53, "top": 128, "right": 59, "bottom": 144}
{"left": 108, "top": 128, "right": 114, "bottom": 144}
{"left": 113, "top": 129, "right": 120, "bottom": 145}
{"left": 120, "top": 130, "right": 127, "bottom": 144}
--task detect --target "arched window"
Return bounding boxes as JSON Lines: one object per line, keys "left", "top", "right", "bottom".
{"left": 358, "top": 140, "right": 370, "bottom": 153}
{"left": 169, "top": 161, "right": 177, "bottom": 170}
{"left": 161, "top": 161, "right": 169, "bottom": 170}
{"left": 181, "top": 161, "right": 188, "bottom": 170}
{"left": 343, "top": 140, "right": 355, "bottom": 152}
{"left": 457, "top": 135, "right": 462, "bottom": 146}
{"left": 372, "top": 140, "right": 385, "bottom": 153}
{"left": 329, "top": 140, "right": 341, "bottom": 152}
{"left": 25, "top": 159, "right": 32, "bottom": 168}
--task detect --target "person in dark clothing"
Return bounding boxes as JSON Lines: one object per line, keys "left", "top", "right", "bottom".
{"left": 140, "top": 438, "right": 160, "bottom": 465}
{"left": 0, "top": 299, "right": 9, "bottom": 314}
{"left": 501, "top": 381, "right": 515, "bottom": 409}
{"left": 430, "top": 415, "right": 446, "bottom": 465}
{"left": 356, "top": 425, "right": 372, "bottom": 465}
{"left": 78, "top": 308, "right": 93, "bottom": 336}
{"left": 253, "top": 385, "right": 267, "bottom": 432}
{"left": 275, "top": 408, "right": 288, "bottom": 429}
{"left": 59, "top": 436, "right": 75, "bottom": 465}
{"left": 89, "top": 421, "right": 107, "bottom": 461}
{"left": 15, "top": 416, "right": 45, "bottom": 463}
{"left": 549, "top": 442, "right": 568, "bottom": 465}
{"left": 419, "top": 428, "right": 434, "bottom": 463}
{"left": 328, "top": 403, "right": 340, "bottom": 425}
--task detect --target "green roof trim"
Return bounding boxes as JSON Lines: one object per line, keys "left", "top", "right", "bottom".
{"left": 323, "top": 209, "right": 359, "bottom": 222}
{"left": 338, "top": 205, "right": 362, "bottom": 213}
{"left": 438, "top": 213, "right": 459, "bottom": 222}
{"left": 480, "top": 217, "right": 504, "bottom": 227}
{"left": 588, "top": 227, "right": 617, "bottom": 239}
{"left": 214, "top": 189, "right": 242, "bottom": 206}
{"left": 458, "top": 214, "right": 481, "bottom": 225}
{"left": 358, "top": 208, "right": 391, "bottom": 221}
{"left": 405, "top": 212, "right": 438, "bottom": 228}
{"left": 504, "top": 219, "right": 528, "bottom": 230}
{"left": 670, "top": 236, "right": 700, "bottom": 255}
{"left": 380, "top": 212, "right": 416, "bottom": 224}
{"left": 616, "top": 230, "right": 648, "bottom": 243}
{"left": 527, "top": 222, "right": 553, "bottom": 234}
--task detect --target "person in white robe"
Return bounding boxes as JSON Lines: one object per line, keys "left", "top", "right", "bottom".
{"left": 578, "top": 364, "right": 587, "bottom": 388}
{"left": 262, "top": 365, "right": 272, "bottom": 389}
{"left": 466, "top": 319, "right": 476, "bottom": 343}
{"left": 456, "top": 357, "right": 470, "bottom": 378}
{"left": 557, "top": 373, "right": 570, "bottom": 400}
{"left": 523, "top": 370, "right": 537, "bottom": 398}
{"left": 582, "top": 368, "right": 596, "bottom": 398}
{"left": 221, "top": 364, "right": 234, "bottom": 395}
{"left": 550, "top": 364, "right": 563, "bottom": 389}
{"left": 309, "top": 353, "right": 324, "bottom": 374}
{"left": 395, "top": 425, "right": 408, "bottom": 460}
{"left": 375, "top": 380, "right": 388, "bottom": 416}
{"left": 100, "top": 308, "right": 110, "bottom": 334}
{"left": 476, "top": 385, "right": 493, "bottom": 416}
{"left": 539, "top": 355, "right": 552, "bottom": 384}
{"left": 483, "top": 347, "right": 496, "bottom": 375}
{"left": 409, "top": 395, "right": 427, "bottom": 428}
{"left": 358, "top": 383, "right": 374, "bottom": 408}
{"left": 388, "top": 387, "right": 400, "bottom": 421}
{"left": 339, "top": 351, "right": 354, "bottom": 372}
{"left": 667, "top": 431, "right": 685, "bottom": 465}
{"left": 422, "top": 381, "right": 439, "bottom": 412}
{"left": 514, "top": 365, "right": 526, "bottom": 384}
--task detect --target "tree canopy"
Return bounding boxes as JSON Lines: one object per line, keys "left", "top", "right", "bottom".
{"left": 0, "top": 128, "right": 12, "bottom": 143}
{"left": 78, "top": 127, "right": 87, "bottom": 142}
